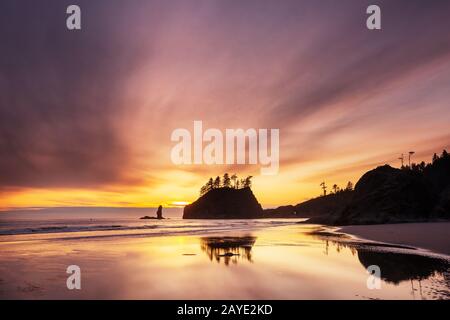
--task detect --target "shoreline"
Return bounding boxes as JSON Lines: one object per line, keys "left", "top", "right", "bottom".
{"left": 337, "top": 222, "right": 450, "bottom": 256}
{"left": 1, "top": 220, "right": 449, "bottom": 299}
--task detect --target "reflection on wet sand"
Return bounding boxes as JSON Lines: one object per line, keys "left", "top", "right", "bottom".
{"left": 1, "top": 223, "right": 448, "bottom": 299}
{"left": 200, "top": 236, "right": 256, "bottom": 265}
{"left": 310, "top": 228, "right": 450, "bottom": 299}
{"left": 357, "top": 250, "right": 449, "bottom": 284}
{"left": 357, "top": 250, "right": 450, "bottom": 299}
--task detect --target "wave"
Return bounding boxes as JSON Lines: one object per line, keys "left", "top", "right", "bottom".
{"left": 0, "top": 219, "right": 303, "bottom": 238}
{"left": 0, "top": 224, "right": 159, "bottom": 236}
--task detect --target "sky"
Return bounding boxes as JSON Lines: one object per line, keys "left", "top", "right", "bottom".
{"left": 1, "top": 0, "right": 450, "bottom": 209}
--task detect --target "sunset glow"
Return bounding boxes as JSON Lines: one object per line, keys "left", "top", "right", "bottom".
{"left": 1, "top": 0, "right": 450, "bottom": 210}
{"left": 1, "top": 0, "right": 449, "bottom": 304}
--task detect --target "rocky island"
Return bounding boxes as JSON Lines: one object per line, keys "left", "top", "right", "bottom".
{"left": 183, "top": 187, "right": 263, "bottom": 219}
{"left": 183, "top": 175, "right": 263, "bottom": 219}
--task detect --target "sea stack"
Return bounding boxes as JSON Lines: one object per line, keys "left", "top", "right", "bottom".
{"left": 183, "top": 187, "right": 263, "bottom": 219}
{"left": 140, "top": 204, "right": 164, "bottom": 219}
{"left": 156, "top": 205, "right": 163, "bottom": 219}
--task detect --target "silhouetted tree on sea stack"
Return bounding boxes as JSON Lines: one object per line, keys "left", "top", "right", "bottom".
{"left": 223, "top": 173, "right": 231, "bottom": 188}
{"left": 199, "top": 177, "right": 215, "bottom": 196}
{"left": 231, "top": 174, "right": 238, "bottom": 188}
{"left": 213, "top": 176, "right": 221, "bottom": 189}
{"left": 243, "top": 176, "right": 253, "bottom": 188}
{"left": 198, "top": 174, "right": 254, "bottom": 196}
{"left": 207, "top": 178, "right": 213, "bottom": 189}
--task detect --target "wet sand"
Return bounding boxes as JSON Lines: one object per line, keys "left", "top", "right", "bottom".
{"left": 0, "top": 223, "right": 449, "bottom": 299}
{"left": 339, "top": 222, "right": 450, "bottom": 256}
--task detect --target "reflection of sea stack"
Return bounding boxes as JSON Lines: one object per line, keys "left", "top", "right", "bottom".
{"left": 200, "top": 236, "right": 257, "bottom": 265}
{"left": 156, "top": 205, "right": 163, "bottom": 219}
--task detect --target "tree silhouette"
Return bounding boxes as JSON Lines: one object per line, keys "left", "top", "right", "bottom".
{"left": 200, "top": 178, "right": 214, "bottom": 195}
{"left": 223, "top": 173, "right": 231, "bottom": 188}
{"left": 243, "top": 176, "right": 253, "bottom": 188}
{"left": 320, "top": 181, "right": 327, "bottom": 196}
{"left": 345, "top": 181, "right": 353, "bottom": 191}
{"left": 230, "top": 174, "right": 238, "bottom": 189}
{"left": 213, "top": 176, "right": 221, "bottom": 189}
{"left": 198, "top": 173, "right": 257, "bottom": 195}
{"left": 418, "top": 161, "right": 426, "bottom": 171}
{"left": 398, "top": 153, "right": 404, "bottom": 168}
{"left": 332, "top": 184, "right": 338, "bottom": 194}
{"left": 200, "top": 185, "right": 207, "bottom": 196}
{"left": 207, "top": 177, "right": 214, "bottom": 191}
{"left": 432, "top": 153, "right": 439, "bottom": 164}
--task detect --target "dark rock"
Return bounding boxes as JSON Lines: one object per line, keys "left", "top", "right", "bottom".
{"left": 140, "top": 215, "right": 156, "bottom": 219}
{"left": 156, "top": 205, "right": 163, "bottom": 219}
{"left": 269, "top": 151, "right": 450, "bottom": 225}
{"left": 432, "top": 186, "right": 450, "bottom": 219}
{"left": 183, "top": 187, "right": 263, "bottom": 219}
{"left": 295, "top": 191, "right": 353, "bottom": 219}
{"left": 262, "top": 205, "right": 297, "bottom": 218}
{"left": 263, "top": 190, "right": 353, "bottom": 219}
{"left": 140, "top": 205, "right": 164, "bottom": 220}
{"left": 333, "top": 165, "right": 434, "bottom": 225}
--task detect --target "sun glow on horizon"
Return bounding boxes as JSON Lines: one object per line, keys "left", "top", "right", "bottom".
{"left": 171, "top": 201, "right": 191, "bottom": 207}
{"left": 1, "top": 146, "right": 449, "bottom": 211}
{"left": 1, "top": 1, "right": 450, "bottom": 211}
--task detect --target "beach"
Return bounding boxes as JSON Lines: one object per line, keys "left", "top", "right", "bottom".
{"left": 0, "top": 214, "right": 448, "bottom": 300}
{"left": 339, "top": 222, "right": 450, "bottom": 256}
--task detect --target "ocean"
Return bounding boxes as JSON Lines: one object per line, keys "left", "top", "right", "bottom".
{"left": 0, "top": 207, "right": 300, "bottom": 239}
{"left": 0, "top": 207, "right": 448, "bottom": 299}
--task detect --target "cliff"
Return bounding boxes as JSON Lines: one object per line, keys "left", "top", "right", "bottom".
{"left": 263, "top": 191, "right": 353, "bottom": 219}
{"left": 309, "top": 164, "right": 449, "bottom": 225}
{"left": 266, "top": 151, "right": 450, "bottom": 225}
{"left": 332, "top": 165, "right": 434, "bottom": 225}
{"left": 183, "top": 187, "right": 263, "bottom": 219}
